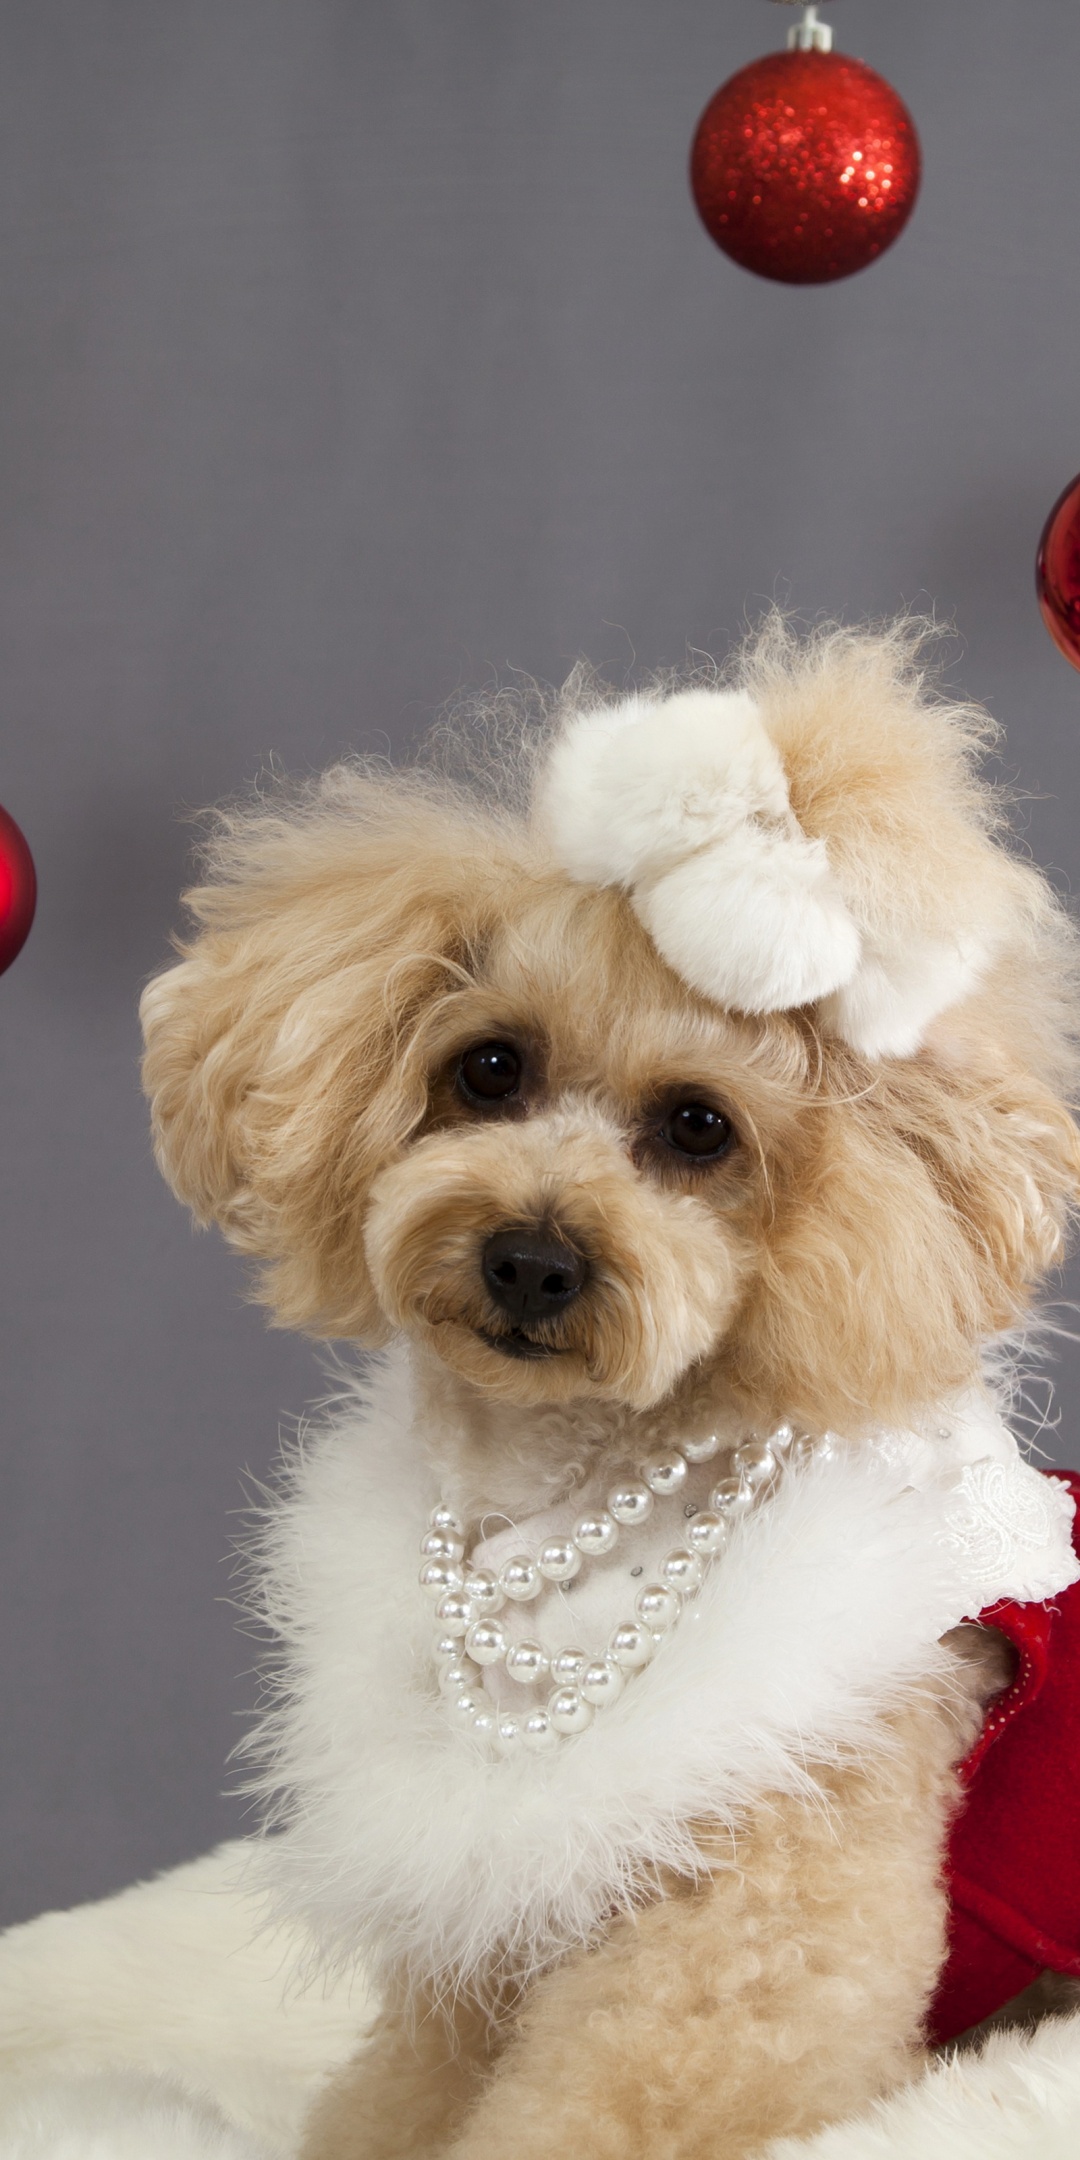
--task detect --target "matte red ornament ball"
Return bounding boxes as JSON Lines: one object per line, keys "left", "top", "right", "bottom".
{"left": 0, "top": 803, "right": 36, "bottom": 974}
{"left": 1037, "top": 472, "right": 1080, "bottom": 674}
{"left": 691, "top": 49, "right": 921, "bottom": 284}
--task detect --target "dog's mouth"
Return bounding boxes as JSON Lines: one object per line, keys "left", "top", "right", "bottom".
{"left": 476, "top": 1326, "right": 569, "bottom": 1362}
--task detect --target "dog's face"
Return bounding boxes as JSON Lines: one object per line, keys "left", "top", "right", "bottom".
{"left": 140, "top": 767, "right": 1080, "bottom": 1439}
{"left": 361, "top": 877, "right": 806, "bottom": 1411}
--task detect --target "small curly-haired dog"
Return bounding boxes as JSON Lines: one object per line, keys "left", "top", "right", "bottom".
{"left": 141, "top": 620, "right": 1080, "bottom": 2160}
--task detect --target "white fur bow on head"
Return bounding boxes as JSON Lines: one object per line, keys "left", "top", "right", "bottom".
{"left": 538, "top": 686, "right": 992, "bottom": 1058}
{"left": 540, "top": 689, "right": 860, "bottom": 1019}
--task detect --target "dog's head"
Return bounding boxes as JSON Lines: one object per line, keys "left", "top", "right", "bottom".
{"left": 141, "top": 624, "right": 1080, "bottom": 1435}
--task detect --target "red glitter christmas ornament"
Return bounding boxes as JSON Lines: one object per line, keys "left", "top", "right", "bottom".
{"left": 1037, "top": 472, "right": 1080, "bottom": 675}
{"left": 690, "top": 4, "right": 920, "bottom": 285}
{"left": 0, "top": 803, "right": 36, "bottom": 975}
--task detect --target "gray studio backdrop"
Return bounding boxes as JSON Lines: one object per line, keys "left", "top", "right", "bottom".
{"left": 2, "top": 0, "right": 1080, "bottom": 1927}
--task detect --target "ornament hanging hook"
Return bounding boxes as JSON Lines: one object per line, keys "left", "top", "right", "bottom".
{"left": 773, "top": 1, "right": 834, "bottom": 53}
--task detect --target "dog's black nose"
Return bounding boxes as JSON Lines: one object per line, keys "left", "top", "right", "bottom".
{"left": 481, "top": 1228, "right": 587, "bottom": 1325}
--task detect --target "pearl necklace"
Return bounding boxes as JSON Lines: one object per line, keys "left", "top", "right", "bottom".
{"left": 418, "top": 1422, "right": 833, "bottom": 1756}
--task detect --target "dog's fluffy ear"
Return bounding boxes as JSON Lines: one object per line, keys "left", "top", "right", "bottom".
{"left": 731, "top": 1040, "right": 1080, "bottom": 1434}
{"left": 140, "top": 772, "right": 509, "bottom": 1337}
{"left": 538, "top": 622, "right": 1058, "bottom": 1063}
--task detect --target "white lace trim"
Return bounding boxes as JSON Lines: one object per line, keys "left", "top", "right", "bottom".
{"left": 940, "top": 1454, "right": 1078, "bottom": 1609}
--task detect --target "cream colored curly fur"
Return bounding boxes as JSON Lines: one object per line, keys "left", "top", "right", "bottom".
{"left": 302, "top": 1685, "right": 989, "bottom": 2160}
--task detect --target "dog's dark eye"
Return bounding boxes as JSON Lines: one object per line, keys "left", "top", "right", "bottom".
{"left": 660, "top": 1103, "right": 734, "bottom": 1160}
{"left": 457, "top": 1041, "right": 522, "bottom": 1104}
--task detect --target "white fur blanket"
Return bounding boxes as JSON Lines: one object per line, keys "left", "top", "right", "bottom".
{"left": 768, "top": 2015, "right": 1080, "bottom": 2158}
{"left": 0, "top": 1850, "right": 1078, "bottom": 2158}
{"left": 0, "top": 1846, "right": 368, "bottom": 2158}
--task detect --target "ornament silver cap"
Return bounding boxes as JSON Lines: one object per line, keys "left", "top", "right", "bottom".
{"left": 780, "top": 2, "right": 834, "bottom": 53}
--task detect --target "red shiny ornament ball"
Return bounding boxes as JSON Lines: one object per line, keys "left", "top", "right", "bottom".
{"left": 690, "top": 49, "right": 921, "bottom": 284}
{"left": 1037, "top": 472, "right": 1080, "bottom": 674}
{"left": 0, "top": 803, "right": 36, "bottom": 974}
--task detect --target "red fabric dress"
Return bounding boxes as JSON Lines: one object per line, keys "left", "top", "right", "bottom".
{"left": 929, "top": 1467, "right": 1080, "bottom": 2043}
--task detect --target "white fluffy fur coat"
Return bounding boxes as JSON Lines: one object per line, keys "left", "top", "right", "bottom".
{"left": 247, "top": 1352, "right": 1077, "bottom": 1994}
